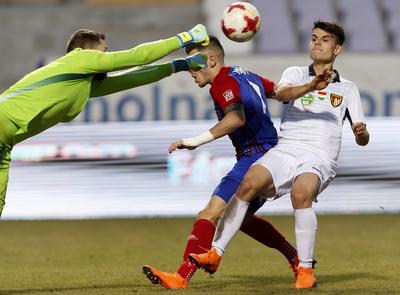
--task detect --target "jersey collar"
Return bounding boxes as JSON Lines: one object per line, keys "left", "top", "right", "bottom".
{"left": 211, "top": 66, "right": 231, "bottom": 85}
{"left": 308, "top": 64, "right": 340, "bottom": 83}
{"left": 216, "top": 66, "right": 231, "bottom": 78}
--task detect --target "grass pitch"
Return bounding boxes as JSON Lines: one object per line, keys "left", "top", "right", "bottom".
{"left": 0, "top": 214, "right": 399, "bottom": 295}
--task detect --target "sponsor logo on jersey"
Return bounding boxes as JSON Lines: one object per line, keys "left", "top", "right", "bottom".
{"left": 223, "top": 89, "right": 235, "bottom": 102}
{"left": 317, "top": 91, "right": 327, "bottom": 100}
{"left": 330, "top": 93, "right": 343, "bottom": 107}
{"left": 301, "top": 93, "right": 314, "bottom": 106}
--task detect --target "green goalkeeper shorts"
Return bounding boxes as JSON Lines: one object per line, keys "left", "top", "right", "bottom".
{"left": 0, "top": 142, "right": 11, "bottom": 217}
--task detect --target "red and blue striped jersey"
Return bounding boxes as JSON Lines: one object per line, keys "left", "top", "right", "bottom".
{"left": 209, "top": 66, "right": 278, "bottom": 158}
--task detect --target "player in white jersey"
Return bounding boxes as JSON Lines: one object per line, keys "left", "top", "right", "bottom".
{"left": 189, "top": 20, "right": 370, "bottom": 289}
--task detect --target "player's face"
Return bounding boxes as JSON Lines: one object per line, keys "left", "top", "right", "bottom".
{"left": 187, "top": 49, "right": 212, "bottom": 88}
{"left": 309, "top": 28, "right": 342, "bottom": 63}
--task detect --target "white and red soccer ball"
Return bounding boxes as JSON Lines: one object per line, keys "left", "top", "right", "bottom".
{"left": 221, "top": 2, "right": 261, "bottom": 42}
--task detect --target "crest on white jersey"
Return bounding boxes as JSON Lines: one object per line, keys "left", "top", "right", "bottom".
{"left": 330, "top": 93, "right": 343, "bottom": 107}
{"left": 223, "top": 89, "right": 235, "bottom": 101}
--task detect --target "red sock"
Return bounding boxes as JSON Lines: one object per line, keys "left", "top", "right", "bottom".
{"left": 176, "top": 219, "right": 215, "bottom": 281}
{"left": 240, "top": 215, "right": 297, "bottom": 262}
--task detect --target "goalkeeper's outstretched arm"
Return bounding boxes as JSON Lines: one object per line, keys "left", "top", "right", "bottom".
{"left": 83, "top": 24, "right": 209, "bottom": 73}
{"left": 90, "top": 52, "right": 207, "bottom": 97}
{"left": 90, "top": 63, "right": 173, "bottom": 97}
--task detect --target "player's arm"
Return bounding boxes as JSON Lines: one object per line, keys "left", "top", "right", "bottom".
{"left": 347, "top": 83, "right": 370, "bottom": 146}
{"left": 352, "top": 122, "right": 369, "bottom": 146}
{"left": 90, "top": 63, "right": 172, "bottom": 97}
{"left": 257, "top": 75, "right": 276, "bottom": 98}
{"left": 90, "top": 53, "right": 207, "bottom": 97}
{"left": 83, "top": 24, "right": 209, "bottom": 73}
{"left": 168, "top": 103, "right": 245, "bottom": 153}
{"left": 275, "top": 69, "right": 333, "bottom": 101}
{"left": 210, "top": 103, "right": 245, "bottom": 137}
{"left": 169, "top": 78, "right": 243, "bottom": 153}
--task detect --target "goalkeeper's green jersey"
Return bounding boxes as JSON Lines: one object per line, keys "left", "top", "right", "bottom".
{"left": 0, "top": 37, "right": 179, "bottom": 145}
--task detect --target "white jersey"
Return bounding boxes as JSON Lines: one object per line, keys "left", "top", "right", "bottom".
{"left": 276, "top": 65, "right": 365, "bottom": 167}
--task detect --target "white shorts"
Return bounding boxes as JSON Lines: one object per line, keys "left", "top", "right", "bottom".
{"left": 254, "top": 144, "right": 336, "bottom": 199}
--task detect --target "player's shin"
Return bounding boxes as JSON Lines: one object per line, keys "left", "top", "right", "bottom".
{"left": 176, "top": 219, "right": 215, "bottom": 281}
{"left": 294, "top": 208, "right": 317, "bottom": 268}
{"left": 212, "top": 196, "right": 249, "bottom": 255}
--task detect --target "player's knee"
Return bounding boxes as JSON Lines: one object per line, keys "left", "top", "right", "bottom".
{"left": 236, "top": 177, "right": 258, "bottom": 201}
{"left": 291, "top": 188, "right": 313, "bottom": 208}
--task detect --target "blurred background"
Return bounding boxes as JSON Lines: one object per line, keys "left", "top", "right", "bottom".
{"left": 1, "top": 0, "right": 399, "bottom": 219}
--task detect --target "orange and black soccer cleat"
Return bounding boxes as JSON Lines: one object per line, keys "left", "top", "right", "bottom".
{"left": 188, "top": 248, "right": 221, "bottom": 274}
{"left": 293, "top": 267, "right": 317, "bottom": 289}
{"left": 142, "top": 265, "right": 188, "bottom": 289}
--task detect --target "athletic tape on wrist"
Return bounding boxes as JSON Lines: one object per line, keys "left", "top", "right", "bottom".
{"left": 182, "top": 131, "right": 214, "bottom": 148}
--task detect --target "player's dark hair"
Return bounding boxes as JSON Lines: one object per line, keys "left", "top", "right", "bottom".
{"left": 66, "top": 29, "right": 106, "bottom": 53}
{"left": 185, "top": 35, "right": 225, "bottom": 59}
{"left": 313, "top": 20, "right": 345, "bottom": 45}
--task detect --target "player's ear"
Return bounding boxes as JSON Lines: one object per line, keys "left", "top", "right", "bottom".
{"left": 333, "top": 44, "right": 342, "bottom": 56}
{"left": 208, "top": 55, "right": 217, "bottom": 68}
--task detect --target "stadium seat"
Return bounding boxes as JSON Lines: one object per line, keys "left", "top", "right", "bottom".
{"left": 253, "top": 0, "right": 298, "bottom": 53}
{"left": 292, "top": 0, "right": 337, "bottom": 51}
{"left": 337, "top": 0, "right": 388, "bottom": 51}
{"left": 381, "top": 0, "right": 400, "bottom": 50}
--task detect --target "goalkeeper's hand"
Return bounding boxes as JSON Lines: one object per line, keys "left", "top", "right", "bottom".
{"left": 176, "top": 24, "right": 210, "bottom": 48}
{"left": 172, "top": 52, "right": 208, "bottom": 73}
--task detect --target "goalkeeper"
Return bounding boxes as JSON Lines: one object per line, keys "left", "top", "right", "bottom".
{"left": 0, "top": 25, "right": 209, "bottom": 216}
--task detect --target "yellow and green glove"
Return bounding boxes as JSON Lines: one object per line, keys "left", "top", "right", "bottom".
{"left": 176, "top": 24, "right": 210, "bottom": 48}
{"left": 172, "top": 52, "right": 208, "bottom": 73}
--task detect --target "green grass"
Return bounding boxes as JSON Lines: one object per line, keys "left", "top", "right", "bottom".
{"left": 0, "top": 215, "right": 399, "bottom": 294}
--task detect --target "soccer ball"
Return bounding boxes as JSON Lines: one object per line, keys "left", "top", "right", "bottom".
{"left": 221, "top": 2, "right": 261, "bottom": 42}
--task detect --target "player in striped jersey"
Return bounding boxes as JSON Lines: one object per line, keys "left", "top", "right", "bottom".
{"left": 143, "top": 36, "right": 298, "bottom": 289}
{"left": 190, "top": 21, "right": 369, "bottom": 289}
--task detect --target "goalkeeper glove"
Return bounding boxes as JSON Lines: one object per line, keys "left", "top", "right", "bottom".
{"left": 172, "top": 52, "right": 207, "bottom": 73}
{"left": 176, "top": 24, "right": 210, "bottom": 48}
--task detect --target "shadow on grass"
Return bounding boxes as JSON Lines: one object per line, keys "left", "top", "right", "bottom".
{"left": 192, "top": 272, "right": 388, "bottom": 291}
{"left": 317, "top": 272, "right": 388, "bottom": 283}
{"left": 0, "top": 283, "right": 141, "bottom": 295}
{"left": 0, "top": 273, "right": 392, "bottom": 295}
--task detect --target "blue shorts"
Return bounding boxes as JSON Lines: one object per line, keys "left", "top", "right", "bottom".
{"left": 212, "top": 152, "right": 267, "bottom": 213}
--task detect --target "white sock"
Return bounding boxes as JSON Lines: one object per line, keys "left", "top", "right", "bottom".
{"left": 295, "top": 208, "right": 317, "bottom": 268}
{"left": 212, "top": 196, "right": 249, "bottom": 256}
